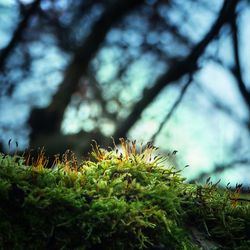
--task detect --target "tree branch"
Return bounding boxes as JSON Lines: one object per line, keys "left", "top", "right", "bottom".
{"left": 151, "top": 76, "right": 193, "bottom": 143}
{"left": 113, "top": 0, "right": 238, "bottom": 139}
{"left": 0, "top": 0, "right": 41, "bottom": 73}
{"left": 230, "top": 9, "right": 250, "bottom": 114}
{"left": 195, "top": 79, "right": 248, "bottom": 126}
{"left": 29, "top": 0, "right": 144, "bottom": 137}
{"left": 190, "top": 158, "right": 250, "bottom": 183}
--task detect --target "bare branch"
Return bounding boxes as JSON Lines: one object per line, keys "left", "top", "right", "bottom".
{"left": 195, "top": 80, "right": 248, "bottom": 126}
{"left": 151, "top": 75, "right": 193, "bottom": 143}
{"left": 230, "top": 9, "right": 250, "bottom": 114}
{"left": 190, "top": 158, "right": 250, "bottom": 183}
{"left": 29, "top": 0, "right": 144, "bottom": 137}
{"left": 0, "top": 0, "right": 41, "bottom": 72}
{"left": 114, "top": 1, "right": 238, "bottom": 139}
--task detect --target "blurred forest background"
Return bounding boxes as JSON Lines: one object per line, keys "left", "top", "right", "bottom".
{"left": 0, "top": 0, "right": 250, "bottom": 185}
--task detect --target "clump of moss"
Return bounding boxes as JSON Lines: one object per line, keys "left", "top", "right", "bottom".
{"left": 0, "top": 139, "right": 250, "bottom": 249}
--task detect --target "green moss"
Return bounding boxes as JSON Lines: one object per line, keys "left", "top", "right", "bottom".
{"left": 0, "top": 141, "right": 249, "bottom": 249}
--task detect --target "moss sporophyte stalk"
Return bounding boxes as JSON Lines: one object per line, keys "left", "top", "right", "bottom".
{"left": 0, "top": 139, "right": 250, "bottom": 249}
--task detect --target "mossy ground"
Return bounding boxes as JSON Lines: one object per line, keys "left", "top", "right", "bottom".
{"left": 0, "top": 140, "right": 250, "bottom": 249}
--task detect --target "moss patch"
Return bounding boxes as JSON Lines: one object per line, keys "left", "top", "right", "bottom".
{"left": 0, "top": 141, "right": 250, "bottom": 249}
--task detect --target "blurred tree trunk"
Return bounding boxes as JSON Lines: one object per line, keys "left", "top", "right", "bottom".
{"left": 28, "top": 0, "right": 144, "bottom": 155}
